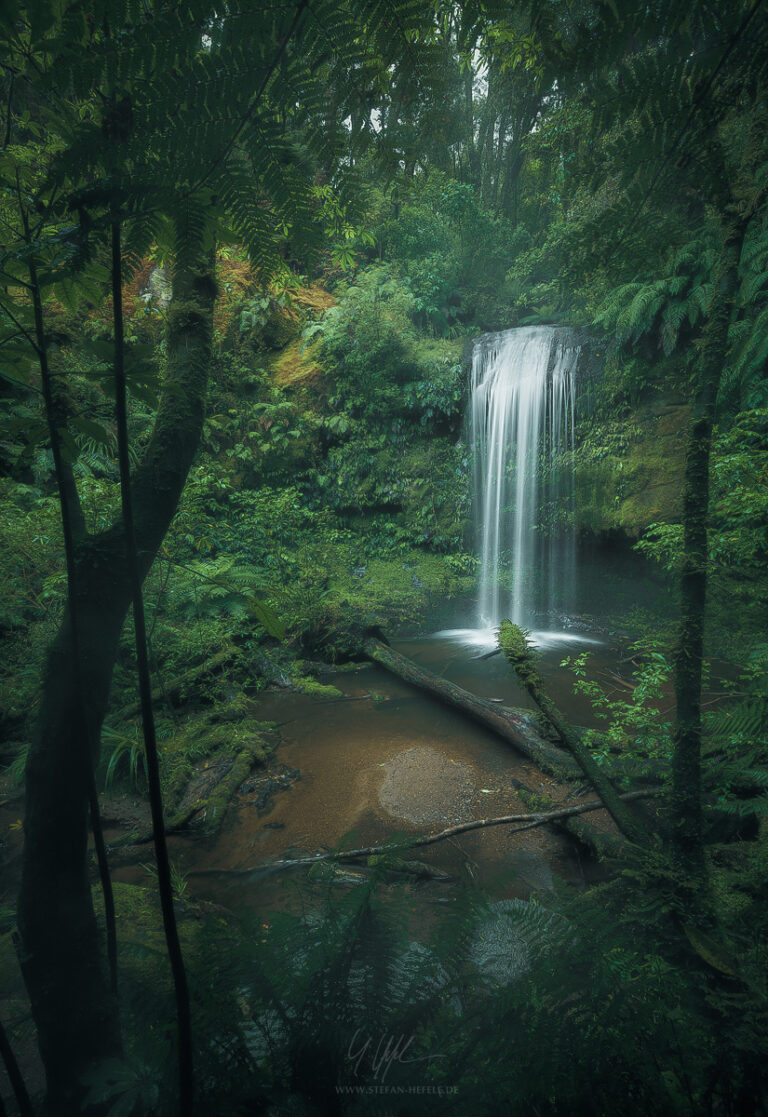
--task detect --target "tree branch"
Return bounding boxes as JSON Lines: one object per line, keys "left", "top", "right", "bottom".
{"left": 206, "top": 788, "right": 662, "bottom": 877}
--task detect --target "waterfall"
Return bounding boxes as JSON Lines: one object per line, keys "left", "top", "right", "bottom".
{"left": 469, "top": 326, "right": 580, "bottom": 630}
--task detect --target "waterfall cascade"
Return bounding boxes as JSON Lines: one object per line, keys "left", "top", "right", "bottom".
{"left": 469, "top": 326, "right": 580, "bottom": 631}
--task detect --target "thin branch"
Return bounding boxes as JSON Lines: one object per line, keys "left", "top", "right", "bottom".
{"left": 217, "top": 788, "right": 662, "bottom": 876}
{"left": 2, "top": 69, "right": 14, "bottom": 149}
{"left": 0, "top": 1013, "right": 34, "bottom": 1117}
{"left": 0, "top": 267, "right": 32, "bottom": 289}
{"left": 32, "top": 186, "right": 58, "bottom": 240}
{"left": 0, "top": 296, "right": 41, "bottom": 355}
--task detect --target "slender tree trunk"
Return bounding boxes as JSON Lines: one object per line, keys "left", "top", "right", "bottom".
{"left": 491, "top": 110, "right": 509, "bottom": 212}
{"left": 17, "top": 249, "right": 216, "bottom": 1115}
{"left": 478, "top": 62, "right": 496, "bottom": 203}
{"left": 499, "top": 141, "right": 523, "bottom": 222}
{"left": 463, "top": 64, "right": 475, "bottom": 184}
{"left": 112, "top": 218, "right": 195, "bottom": 1114}
{"left": 671, "top": 213, "right": 747, "bottom": 874}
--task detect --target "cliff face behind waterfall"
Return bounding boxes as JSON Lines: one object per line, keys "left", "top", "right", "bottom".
{"left": 573, "top": 398, "right": 690, "bottom": 538}
{"left": 465, "top": 326, "right": 690, "bottom": 543}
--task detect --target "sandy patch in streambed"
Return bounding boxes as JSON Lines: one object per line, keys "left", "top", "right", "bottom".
{"left": 378, "top": 746, "right": 477, "bottom": 826}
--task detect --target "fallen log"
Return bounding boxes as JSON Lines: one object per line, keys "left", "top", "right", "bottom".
{"left": 509, "top": 776, "right": 631, "bottom": 862}
{"left": 498, "top": 621, "right": 650, "bottom": 848}
{"left": 109, "top": 646, "right": 237, "bottom": 723}
{"left": 308, "top": 856, "right": 456, "bottom": 884}
{"left": 362, "top": 637, "right": 579, "bottom": 781}
{"left": 556, "top": 815, "right": 627, "bottom": 861}
{"left": 190, "top": 788, "right": 661, "bottom": 878}
{"left": 107, "top": 735, "right": 269, "bottom": 848}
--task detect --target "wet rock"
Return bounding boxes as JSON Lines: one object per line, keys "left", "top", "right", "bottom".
{"left": 241, "top": 764, "right": 301, "bottom": 811}
{"left": 255, "top": 650, "right": 292, "bottom": 689}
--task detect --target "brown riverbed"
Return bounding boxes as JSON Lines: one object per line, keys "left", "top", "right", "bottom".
{"left": 143, "top": 629, "right": 628, "bottom": 908}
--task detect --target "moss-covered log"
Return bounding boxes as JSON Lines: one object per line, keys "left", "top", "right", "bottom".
{"left": 110, "top": 734, "right": 271, "bottom": 847}
{"left": 362, "top": 637, "right": 579, "bottom": 780}
{"left": 498, "top": 621, "right": 649, "bottom": 848}
{"left": 556, "top": 815, "right": 628, "bottom": 861}
{"left": 199, "top": 739, "right": 267, "bottom": 835}
{"left": 110, "top": 646, "right": 236, "bottom": 723}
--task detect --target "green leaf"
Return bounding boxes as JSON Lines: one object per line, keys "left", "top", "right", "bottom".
{"left": 71, "top": 416, "right": 112, "bottom": 445}
{"left": 244, "top": 594, "right": 285, "bottom": 640}
{"left": 0, "top": 365, "right": 33, "bottom": 389}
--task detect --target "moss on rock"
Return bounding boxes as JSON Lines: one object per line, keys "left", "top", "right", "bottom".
{"left": 575, "top": 403, "right": 690, "bottom": 537}
{"left": 292, "top": 676, "right": 344, "bottom": 699}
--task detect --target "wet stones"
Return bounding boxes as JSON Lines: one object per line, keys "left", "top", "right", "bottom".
{"left": 241, "top": 764, "right": 302, "bottom": 811}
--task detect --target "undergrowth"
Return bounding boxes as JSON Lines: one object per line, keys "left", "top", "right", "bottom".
{"left": 87, "top": 848, "right": 768, "bottom": 1117}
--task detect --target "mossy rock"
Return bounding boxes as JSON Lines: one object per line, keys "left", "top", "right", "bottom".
{"left": 292, "top": 676, "right": 343, "bottom": 699}
{"left": 271, "top": 337, "right": 325, "bottom": 388}
{"left": 574, "top": 404, "right": 690, "bottom": 538}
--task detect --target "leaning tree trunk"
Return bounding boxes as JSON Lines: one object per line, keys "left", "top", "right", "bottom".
{"left": 671, "top": 212, "right": 747, "bottom": 876}
{"left": 17, "top": 253, "right": 216, "bottom": 1115}
{"left": 498, "top": 621, "right": 650, "bottom": 848}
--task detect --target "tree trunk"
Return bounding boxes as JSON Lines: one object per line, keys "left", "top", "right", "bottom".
{"left": 671, "top": 213, "right": 747, "bottom": 874}
{"left": 463, "top": 64, "right": 475, "bottom": 184}
{"left": 498, "top": 621, "right": 649, "bottom": 848}
{"left": 17, "top": 252, "right": 216, "bottom": 1114}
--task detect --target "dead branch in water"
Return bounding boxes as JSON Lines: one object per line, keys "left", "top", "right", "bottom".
{"left": 194, "top": 787, "right": 661, "bottom": 878}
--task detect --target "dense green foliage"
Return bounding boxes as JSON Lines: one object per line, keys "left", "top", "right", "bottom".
{"left": 1, "top": 0, "right": 768, "bottom": 1113}
{"left": 84, "top": 861, "right": 768, "bottom": 1115}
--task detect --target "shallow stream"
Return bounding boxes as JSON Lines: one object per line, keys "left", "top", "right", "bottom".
{"left": 157, "top": 625, "right": 630, "bottom": 910}
{"left": 120, "top": 544, "right": 674, "bottom": 910}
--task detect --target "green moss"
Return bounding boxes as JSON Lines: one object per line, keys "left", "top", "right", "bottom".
{"left": 270, "top": 337, "right": 324, "bottom": 387}
{"left": 574, "top": 404, "right": 690, "bottom": 537}
{"left": 201, "top": 738, "right": 267, "bottom": 835}
{"left": 404, "top": 335, "right": 464, "bottom": 366}
{"left": 160, "top": 709, "right": 272, "bottom": 810}
{"left": 328, "top": 552, "right": 473, "bottom": 628}
{"left": 293, "top": 676, "right": 343, "bottom": 698}
{"left": 498, "top": 620, "right": 532, "bottom": 665}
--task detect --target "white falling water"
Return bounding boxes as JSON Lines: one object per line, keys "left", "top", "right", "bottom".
{"left": 469, "top": 326, "right": 580, "bottom": 631}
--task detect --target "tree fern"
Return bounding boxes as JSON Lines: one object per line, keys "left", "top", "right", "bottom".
{"left": 594, "top": 232, "right": 719, "bottom": 354}
{"left": 164, "top": 555, "right": 285, "bottom": 637}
